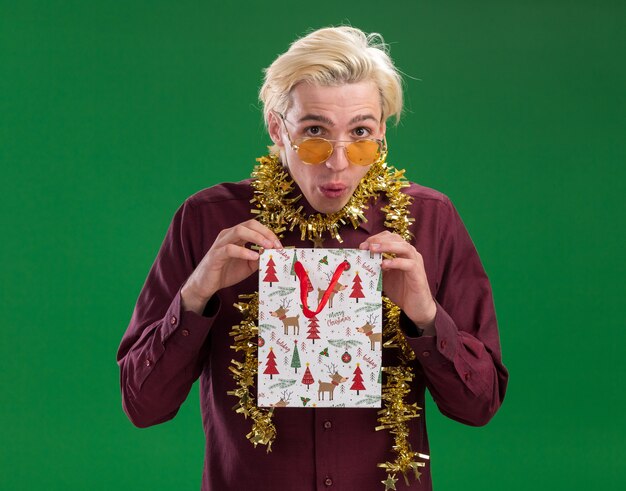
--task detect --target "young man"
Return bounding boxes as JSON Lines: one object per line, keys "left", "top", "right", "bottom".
{"left": 118, "top": 26, "right": 508, "bottom": 490}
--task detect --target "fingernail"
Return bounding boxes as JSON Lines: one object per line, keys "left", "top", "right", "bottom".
{"left": 274, "top": 240, "right": 283, "bottom": 249}
{"left": 371, "top": 243, "right": 380, "bottom": 250}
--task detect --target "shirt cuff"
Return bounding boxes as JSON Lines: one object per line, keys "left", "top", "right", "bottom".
{"left": 402, "top": 302, "right": 460, "bottom": 366}
{"left": 160, "top": 290, "right": 221, "bottom": 352}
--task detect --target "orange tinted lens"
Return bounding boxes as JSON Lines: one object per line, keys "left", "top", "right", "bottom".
{"left": 297, "top": 139, "right": 333, "bottom": 164}
{"left": 346, "top": 140, "right": 380, "bottom": 166}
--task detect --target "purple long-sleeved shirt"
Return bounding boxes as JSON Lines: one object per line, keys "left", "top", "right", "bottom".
{"left": 117, "top": 178, "right": 508, "bottom": 490}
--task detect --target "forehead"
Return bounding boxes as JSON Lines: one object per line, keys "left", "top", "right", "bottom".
{"left": 286, "top": 81, "right": 382, "bottom": 124}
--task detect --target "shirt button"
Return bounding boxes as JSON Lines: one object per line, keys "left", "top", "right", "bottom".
{"left": 170, "top": 316, "right": 177, "bottom": 325}
{"left": 145, "top": 359, "right": 152, "bottom": 367}
{"left": 324, "top": 478, "right": 333, "bottom": 486}
{"left": 181, "top": 329, "right": 190, "bottom": 337}
{"left": 422, "top": 350, "right": 431, "bottom": 357}
{"left": 323, "top": 420, "right": 332, "bottom": 429}
{"left": 464, "top": 372, "right": 471, "bottom": 381}
{"left": 440, "top": 339, "right": 447, "bottom": 349}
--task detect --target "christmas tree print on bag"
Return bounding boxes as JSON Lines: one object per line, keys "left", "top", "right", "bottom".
{"left": 258, "top": 249, "right": 383, "bottom": 408}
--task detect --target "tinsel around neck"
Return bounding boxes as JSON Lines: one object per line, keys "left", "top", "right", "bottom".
{"left": 249, "top": 154, "right": 414, "bottom": 243}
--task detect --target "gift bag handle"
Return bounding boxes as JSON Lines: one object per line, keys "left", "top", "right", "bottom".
{"left": 294, "top": 260, "right": 350, "bottom": 319}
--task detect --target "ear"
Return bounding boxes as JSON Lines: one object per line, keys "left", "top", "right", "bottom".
{"left": 267, "top": 112, "right": 285, "bottom": 148}
{"left": 379, "top": 119, "right": 387, "bottom": 139}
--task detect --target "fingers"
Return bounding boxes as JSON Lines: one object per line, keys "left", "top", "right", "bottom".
{"left": 381, "top": 256, "right": 420, "bottom": 272}
{"left": 360, "top": 236, "right": 419, "bottom": 259}
{"left": 218, "top": 243, "right": 260, "bottom": 263}
{"left": 217, "top": 219, "right": 283, "bottom": 250}
{"left": 373, "top": 241, "right": 419, "bottom": 257}
{"left": 358, "top": 231, "right": 400, "bottom": 250}
{"left": 242, "top": 220, "right": 283, "bottom": 248}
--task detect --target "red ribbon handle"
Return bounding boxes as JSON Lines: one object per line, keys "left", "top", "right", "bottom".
{"left": 294, "top": 260, "right": 350, "bottom": 319}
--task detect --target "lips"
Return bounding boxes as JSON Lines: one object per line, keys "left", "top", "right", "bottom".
{"left": 319, "top": 183, "right": 348, "bottom": 199}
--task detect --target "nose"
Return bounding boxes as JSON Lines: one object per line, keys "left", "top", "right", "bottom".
{"left": 325, "top": 144, "right": 350, "bottom": 171}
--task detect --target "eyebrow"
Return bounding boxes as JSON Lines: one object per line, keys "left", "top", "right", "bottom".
{"left": 296, "top": 113, "right": 379, "bottom": 126}
{"left": 297, "top": 114, "right": 335, "bottom": 126}
{"left": 348, "top": 114, "right": 379, "bottom": 125}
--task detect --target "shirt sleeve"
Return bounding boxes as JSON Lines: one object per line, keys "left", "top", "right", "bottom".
{"left": 404, "top": 197, "right": 508, "bottom": 426}
{"left": 116, "top": 199, "right": 218, "bottom": 428}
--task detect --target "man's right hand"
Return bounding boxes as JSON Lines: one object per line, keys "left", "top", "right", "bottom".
{"left": 181, "top": 219, "right": 282, "bottom": 314}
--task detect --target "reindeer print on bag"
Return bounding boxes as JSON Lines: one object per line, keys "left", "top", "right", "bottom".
{"left": 271, "top": 299, "right": 300, "bottom": 335}
{"left": 317, "top": 271, "right": 347, "bottom": 309}
{"left": 357, "top": 315, "right": 382, "bottom": 350}
{"left": 271, "top": 390, "right": 293, "bottom": 407}
{"left": 317, "top": 364, "right": 348, "bottom": 401}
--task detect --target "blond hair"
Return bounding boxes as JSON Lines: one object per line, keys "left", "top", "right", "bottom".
{"left": 259, "top": 26, "right": 403, "bottom": 125}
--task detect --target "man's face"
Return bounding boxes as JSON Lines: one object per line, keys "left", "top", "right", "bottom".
{"left": 268, "top": 81, "right": 386, "bottom": 214}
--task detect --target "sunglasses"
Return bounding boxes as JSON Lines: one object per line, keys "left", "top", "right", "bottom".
{"left": 278, "top": 113, "right": 386, "bottom": 166}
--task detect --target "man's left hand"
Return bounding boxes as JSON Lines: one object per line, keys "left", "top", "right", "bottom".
{"left": 359, "top": 231, "right": 436, "bottom": 335}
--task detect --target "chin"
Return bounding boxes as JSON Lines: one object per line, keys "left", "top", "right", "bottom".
{"left": 306, "top": 188, "right": 353, "bottom": 214}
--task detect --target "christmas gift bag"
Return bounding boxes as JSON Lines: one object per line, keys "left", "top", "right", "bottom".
{"left": 257, "top": 248, "right": 383, "bottom": 408}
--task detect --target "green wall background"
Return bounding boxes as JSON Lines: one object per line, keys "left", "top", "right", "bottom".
{"left": 1, "top": 1, "right": 624, "bottom": 489}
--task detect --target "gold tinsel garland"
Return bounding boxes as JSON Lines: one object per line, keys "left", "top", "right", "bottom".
{"left": 249, "top": 154, "right": 415, "bottom": 243}
{"left": 228, "top": 154, "right": 429, "bottom": 488}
